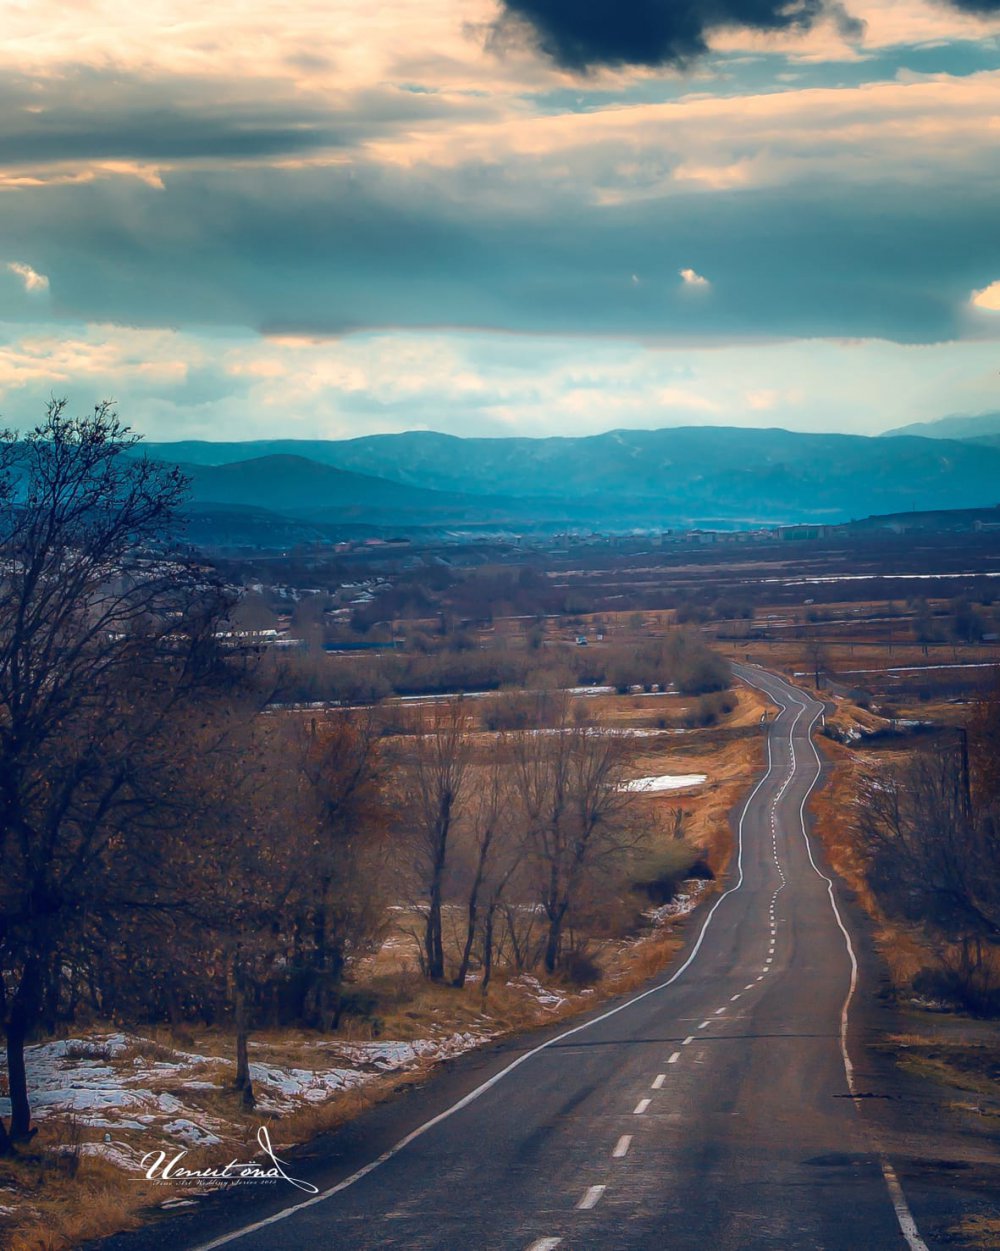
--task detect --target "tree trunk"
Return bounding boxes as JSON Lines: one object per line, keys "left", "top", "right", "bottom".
{"left": 544, "top": 912, "right": 563, "bottom": 974}
{"left": 0, "top": 1116, "right": 11, "bottom": 1157}
{"left": 423, "top": 793, "right": 453, "bottom": 983}
{"left": 6, "top": 961, "right": 40, "bottom": 1143}
{"left": 233, "top": 971, "right": 256, "bottom": 1110}
{"left": 6, "top": 1011, "right": 33, "bottom": 1141}
{"left": 424, "top": 893, "right": 444, "bottom": 982}
{"left": 425, "top": 837, "right": 448, "bottom": 983}
{"left": 504, "top": 902, "right": 525, "bottom": 971}
{"left": 481, "top": 904, "right": 496, "bottom": 995}
{"left": 454, "top": 866, "right": 485, "bottom": 989}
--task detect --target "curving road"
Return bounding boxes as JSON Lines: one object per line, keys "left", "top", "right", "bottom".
{"left": 188, "top": 666, "right": 931, "bottom": 1251}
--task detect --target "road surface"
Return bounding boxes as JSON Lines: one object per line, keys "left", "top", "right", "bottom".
{"left": 190, "top": 666, "right": 932, "bottom": 1251}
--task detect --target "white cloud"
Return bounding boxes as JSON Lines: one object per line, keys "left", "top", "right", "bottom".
{"left": 679, "top": 267, "right": 709, "bottom": 287}
{"left": 971, "top": 280, "right": 1000, "bottom": 312}
{"left": 1, "top": 324, "right": 999, "bottom": 442}
{"left": 6, "top": 261, "right": 49, "bottom": 293}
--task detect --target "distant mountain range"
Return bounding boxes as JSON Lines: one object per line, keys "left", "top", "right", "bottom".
{"left": 125, "top": 426, "right": 1000, "bottom": 545}
{"left": 882, "top": 411, "right": 1000, "bottom": 441}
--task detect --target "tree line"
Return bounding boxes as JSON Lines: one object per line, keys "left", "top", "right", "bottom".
{"left": 856, "top": 680, "right": 1000, "bottom": 1013}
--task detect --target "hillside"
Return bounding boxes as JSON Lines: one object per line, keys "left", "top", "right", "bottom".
{"left": 136, "top": 428, "right": 1000, "bottom": 532}
{"left": 174, "top": 454, "right": 579, "bottom": 533}
{"left": 315, "top": 428, "right": 1000, "bottom": 516}
{"left": 882, "top": 411, "right": 1000, "bottom": 440}
{"left": 181, "top": 454, "right": 470, "bottom": 517}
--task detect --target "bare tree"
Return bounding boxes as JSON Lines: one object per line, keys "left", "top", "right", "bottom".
{"left": 512, "top": 708, "right": 636, "bottom": 973}
{"left": 0, "top": 401, "right": 232, "bottom": 1151}
{"left": 857, "top": 748, "right": 1000, "bottom": 1006}
{"left": 396, "top": 702, "right": 471, "bottom": 981}
{"left": 452, "top": 744, "right": 519, "bottom": 989}
{"left": 289, "top": 712, "right": 388, "bottom": 1028}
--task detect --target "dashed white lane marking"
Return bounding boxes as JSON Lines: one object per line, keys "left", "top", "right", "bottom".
{"left": 743, "top": 667, "right": 931, "bottom": 1251}
{"left": 714, "top": 1007, "right": 726, "bottom": 1015}
{"left": 758, "top": 971, "right": 767, "bottom": 978}
{"left": 612, "top": 1135, "right": 632, "bottom": 1158}
{"left": 744, "top": 984, "right": 754, "bottom": 990}
{"left": 730, "top": 993, "right": 741, "bottom": 1001}
{"left": 634, "top": 1098, "right": 651, "bottom": 1115}
{"left": 527, "top": 1240, "right": 562, "bottom": 1251}
{"left": 668, "top": 1051, "right": 681, "bottom": 1064}
{"left": 766, "top": 957, "right": 773, "bottom": 965}
{"left": 577, "top": 1185, "right": 605, "bottom": 1210}
{"left": 682, "top": 1035, "right": 694, "bottom": 1045}
{"left": 698, "top": 1020, "right": 710, "bottom": 1029}
{"left": 652, "top": 1073, "right": 666, "bottom": 1089}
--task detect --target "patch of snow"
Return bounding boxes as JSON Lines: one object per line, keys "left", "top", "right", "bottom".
{"left": 163, "top": 1119, "right": 222, "bottom": 1147}
{"left": 645, "top": 879, "right": 709, "bottom": 925}
{"left": 79, "top": 1140, "right": 140, "bottom": 1170}
{"left": 506, "top": 974, "right": 568, "bottom": 1011}
{"left": 249, "top": 1062, "right": 366, "bottom": 1102}
{"left": 622, "top": 774, "right": 707, "bottom": 793}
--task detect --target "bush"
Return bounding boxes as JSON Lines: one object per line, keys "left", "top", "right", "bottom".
{"left": 561, "top": 949, "right": 603, "bottom": 988}
{"left": 911, "top": 965, "right": 1000, "bottom": 1016}
{"left": 632, "top": 845, "right": 712, "bottom": 904}
{"left": 682, "top": 690, "right": 735, "bottom": 728}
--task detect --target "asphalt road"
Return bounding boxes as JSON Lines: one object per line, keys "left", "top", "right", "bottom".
{"left": 160, "top": 664, "right": 942, "bottom": 1251}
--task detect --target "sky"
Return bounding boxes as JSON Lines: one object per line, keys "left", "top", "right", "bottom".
{"left": 1, "top": 0, "right": 999, "bottom": 442}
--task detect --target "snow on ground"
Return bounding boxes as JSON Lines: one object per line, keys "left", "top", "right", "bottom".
{"left": 0, "top": 1026, "right": 495, "bottom": 1162}
{"left": 506, "top": 975, "right": 568, "bottom": 1011}
{"left": 621, "top": 774, "right": 707, "bottom": 793}
{"left": 161, "top": 1119, "right": 223, "bottom": 1147}
{"left": 645, "top": 879, "right": 710, "bottom": 925}
{"left": 80, "top": 1140, "right": 145, "bottom": 1170}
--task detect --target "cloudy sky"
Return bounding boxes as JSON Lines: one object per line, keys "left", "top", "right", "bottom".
{"left": 1, "top": 0, "right": 999, "bottom": 441}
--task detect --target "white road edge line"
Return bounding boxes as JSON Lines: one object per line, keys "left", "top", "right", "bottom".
{"left": 741, "top": 666, "right": 930, "bottom": 1251}
{"left": 577, "top": 1185, "right": 605, "bottom": 1210}
{"left": 527, "top": 1239, "right": 563, "bottom": 1250}
{"left": 612, "top": 1134, "right": 632, "bottom": 1158}
{"left": 187, "top": 679, "right": 787, "bottom": 1251}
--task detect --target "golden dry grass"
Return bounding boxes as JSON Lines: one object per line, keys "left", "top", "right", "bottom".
{"left": 809, "top": 723, "right": 1000, "bottom": 999}
{"left": 953, "top": 1215, "right": 1000, "bottom": 1249}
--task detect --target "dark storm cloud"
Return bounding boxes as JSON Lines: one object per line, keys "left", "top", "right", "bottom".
{"left": 3, "top": 161, "right": 998, "bottom": 344}
{"left": 491, "top": 0, "right": 864, "bottom": 71}
{"left": 0, "top": 70, "right": 471, "bottom": 167}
